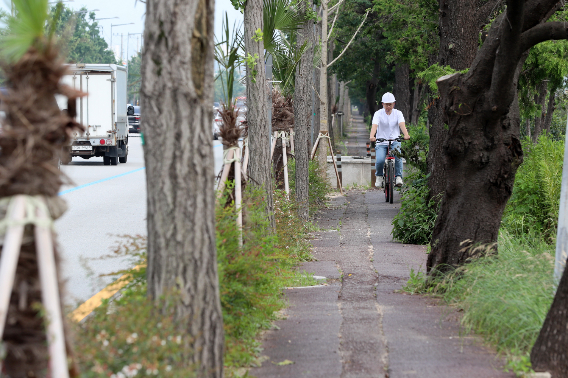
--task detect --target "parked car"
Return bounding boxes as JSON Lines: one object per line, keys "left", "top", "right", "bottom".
{"left": 128, "top": 105, "right": 141, "bottom": 133}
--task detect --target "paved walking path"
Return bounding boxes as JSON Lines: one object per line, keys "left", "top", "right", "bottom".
{"left": 251, "top": 115, "right": 513, "bottom": 378}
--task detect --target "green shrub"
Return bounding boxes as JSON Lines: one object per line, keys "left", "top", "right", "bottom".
{"left": 288, "top": 158, "right": 330, "bottom": 216}
{"left": 392, "top": 171, "right": 440, "bottom": 245}
{"left": 503, "top": 133, "right": 564, "bottom": 239}
{"left": 74, "top": 185, "right": 319, "bottom": 376}
{"left": 400, "top": 120, "right": 429, "bottom": 175}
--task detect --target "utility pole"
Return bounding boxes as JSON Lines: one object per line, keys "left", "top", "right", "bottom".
{"left": 120, "top": 33, "right": 123, "bottom": 65}
{"left": 110, "top": 23, "right": 134, "bottom": 57}
{"left": 316, "top": 0, "right": 369, "bottom": 173}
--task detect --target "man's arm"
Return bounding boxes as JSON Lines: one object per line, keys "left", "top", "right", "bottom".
{"left": 399, "top": 122, "right": 410, "bottom": 140}
{"left": 370, "top": 123, "right": 378, "bottom": 141}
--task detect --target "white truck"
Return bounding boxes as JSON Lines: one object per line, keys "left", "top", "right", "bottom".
{"left": 57, "top": 63, "right": 129, "bottom": 165}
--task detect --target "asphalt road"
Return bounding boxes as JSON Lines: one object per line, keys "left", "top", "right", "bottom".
{"left": 57, "top": 135, "right": 224, "bottom": 306}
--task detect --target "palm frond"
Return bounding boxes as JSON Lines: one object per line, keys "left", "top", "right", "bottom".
{"left": 263, "top": 0, "right": 305, "bottom": 53}
{"left": 0, "top": 0, "right": 55, "bottom": 62}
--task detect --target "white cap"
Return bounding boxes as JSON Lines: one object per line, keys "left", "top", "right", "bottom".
{"left": 382, "top": 92, "right": 396, "bottom": 103}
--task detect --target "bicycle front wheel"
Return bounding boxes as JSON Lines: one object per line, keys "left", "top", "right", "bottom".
{"left": 384, "top": 164, "right": 389, "bottom": 202}
{"left": 389, "top": 161, "right": 394, "bottom": 204}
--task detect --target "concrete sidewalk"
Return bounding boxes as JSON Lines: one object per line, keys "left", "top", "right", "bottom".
{"left": 251, "top": 189, "right": 514, "bottom": 378}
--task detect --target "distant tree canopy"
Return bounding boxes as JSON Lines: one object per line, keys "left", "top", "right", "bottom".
{"left": 128, "top": 52, "right": 141, "bottom": 104}
{"left": 51, "top": 6, "right": 116, "bottom": 64}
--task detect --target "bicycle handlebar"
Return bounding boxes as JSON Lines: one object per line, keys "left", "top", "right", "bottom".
{"left": 376, "top": 137, "right": 402, "bottom": 143}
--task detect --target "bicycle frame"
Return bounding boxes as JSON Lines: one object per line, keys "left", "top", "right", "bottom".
{"left": 376, "top": 138, "right": 401, "bottom": 204}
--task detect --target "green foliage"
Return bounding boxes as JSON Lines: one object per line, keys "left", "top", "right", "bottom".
{"left": 391, "top": 171, "right": 439, "bottom": 245}
{"left": 0, "top": 0, "right": 53, "bottom": 62}
{"left": 127, "top": 52, "right": 141, "bottom": 103}
{"left": 74, "top": 182, "right": 324, "bottom": 375}
{"left": 435, "top": 232, "right": 554, "bottom": 359}
{"left": 214, "top": 71, "right": 246, "bottom": 103}
{"left": 288, "top": 158, "right": 331, "bottom": 216}
{"left": 503, "top": 134, "right": 564, "bottom": 240}
{"left": 215, "top": 13, "right": 244, "bottom": 106}
{"left": 400, "top": 119, "right": 429, "bottom": 174}
{"left": 253, "top": 28, "right": 263, "bottom": 42}
{"left": 52, "top": 5, "right": 116, "bottom": 64}
{"left": 417, "top": 63, "right": 468, "bottom": 94}
{"left": 74, "top": 238, "right": 195, "bottom": 377}
{"left": 372, "top": 0, "right": 438, "bottom": 72}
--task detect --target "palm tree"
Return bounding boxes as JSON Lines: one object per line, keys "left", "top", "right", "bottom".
{"left": 0, "top": 0, "right": 83, "bottom": 375}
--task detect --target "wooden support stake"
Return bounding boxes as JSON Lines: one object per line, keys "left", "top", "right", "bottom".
{"left": 270, "top": 131, "right": 278, "bottom": 159}
{"left": 310, "top": 134, "right": 321, "bottom": 160}
{"left": 289, "top": 128, "right": 295, "bottom": 154}
{"left": 242, "top": 138, "right": 249, "bottom": 181}
{"left": 0, "top": 196, "right": 26, "bottom": 339}
{"left": 35, "top": 202, "right": 70, "bottom": 378}
{"left": 327, "top": 136, "right": 344, "bottom": 195}
{"left": 234, "top": 150, "right": 243, "bottom": 247}
{"left": 282, "top": 132, "right": 290, "bottom": 197}
{"left": 217, "top": 148, "right": 234, "bottom": 198}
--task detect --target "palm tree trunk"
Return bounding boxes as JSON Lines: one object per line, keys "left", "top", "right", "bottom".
{"left": 244, "top": 0, "right": 276, "bottom": 230}
{"left": 293, "top": 0, "right": 314, "bottom": 221}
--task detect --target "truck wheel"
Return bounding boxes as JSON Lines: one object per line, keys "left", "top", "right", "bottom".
{"left": 103, "top": 156, "right": 111, "bottom": 165}
{"left": 119, "top": 155, "right": 128, "bottom": 163}
{"left": 110, "top": 156, "right": 118, "bottom": 165}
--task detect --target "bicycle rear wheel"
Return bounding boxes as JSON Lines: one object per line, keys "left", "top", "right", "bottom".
{"left": 389, "top": 161, "right": 394, "bottom": 204}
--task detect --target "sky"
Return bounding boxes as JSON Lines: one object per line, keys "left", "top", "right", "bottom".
{"left": 1, "top": 0, "right": 244, "bottom": 63}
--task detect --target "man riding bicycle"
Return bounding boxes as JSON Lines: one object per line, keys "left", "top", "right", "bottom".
{"left": 369, "top": 92, "right": 410, "bottom": 188}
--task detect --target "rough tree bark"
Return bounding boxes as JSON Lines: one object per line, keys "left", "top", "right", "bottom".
{"left": 244, "top": 0, "right": 276, "bottom": 230}
{"left": 365, "top": 57, "right": 381, "bottom": 121}
{"left": 543, "top": 87, "right": 556, "bottom": 134}
{"left": 141, "top": 0, "right": 224, "bottom": 376}
{"left": 427, "top": 0, "right": 501, "bottom": 200}
{"left": 410, "top": 79, "right": 425, "bottom": 125}
{"left": 531, "top": 257, "right": 568, "bottom": 376}
{"left": 427, "top": 0, "right": 567, "bottom": 272}
{"left": 293, "top": 0, "right": 314, "bottom": 221}
{"left": 394, "top": 63, "right": 411, "bottom": 120}
{"left": 532, "top": 80, "right": 548, "bottom": 142}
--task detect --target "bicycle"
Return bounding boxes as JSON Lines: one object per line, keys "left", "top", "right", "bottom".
{"left": 376, "top": 137, "right": 402, "bottom": 204}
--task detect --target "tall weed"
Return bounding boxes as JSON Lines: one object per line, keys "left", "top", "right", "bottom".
{"left": 503, "top": 134, "right": 563, "bottom": 239}
{"left": 288, "top": 159, "right": 330, "bottom": 216}
{"left": 392, "top": 171, "right": 440, "bottom": 245}
{"left": 415, "top": 231, "right": 555, "bottom": 356}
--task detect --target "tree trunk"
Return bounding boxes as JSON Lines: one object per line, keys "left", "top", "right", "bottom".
{"left": 328, "top": 70, "right": 336, "bottom": 149}
{"left": 394, "top": 63, "right": 411, "bottom": 121}
{"left": 365, "top": 58, "right": 381, "bottom": 121}
{"left": 141, "top": 0, "right": 224, "bottom": 376}
{"left": 293, "top": 0, "right": 314, "bottom": 221}
{"left": 427, "top": 0, "right": 495, "bottom": 201}
{"left": 531, "top": 263, "right": 568, "bottom": 376}
{"left": 532, "top": 80, "right": 548, "bottom": 142}
{"left": 543, "top": 87, "right": 556, "bottom": 134}
{"left": 427, "top": 65, "right": 523, "bottom": 272}
{"left": 244, "top": 0, "right": 276, "bottom": 230}
{"left": 317, "top": 0, "right": 330, "bottom": 176}
{"left": 410, "top": 78, "right": 420, "bottom": 125}
{"left": 425, "top": 0, "right": 557, "bottom": 272}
